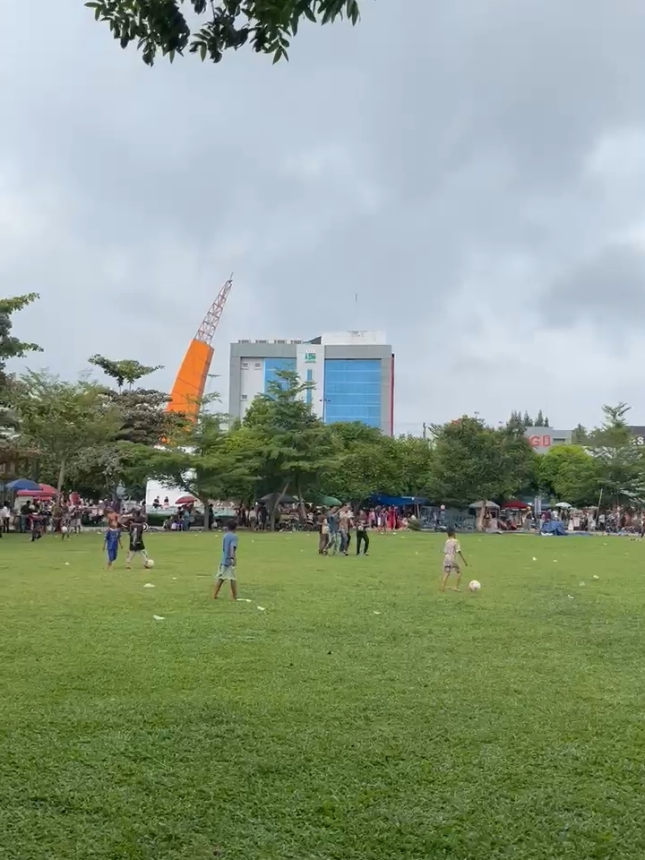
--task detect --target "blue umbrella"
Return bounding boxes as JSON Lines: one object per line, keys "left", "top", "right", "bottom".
{"left": 6, "top": 478, "right": 41, "bottom": 491}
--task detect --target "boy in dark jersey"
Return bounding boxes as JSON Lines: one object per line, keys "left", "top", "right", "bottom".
{"left": 125, "top": 509, "right": 149, "bottom": 569}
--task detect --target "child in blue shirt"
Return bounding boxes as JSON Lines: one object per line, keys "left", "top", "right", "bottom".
{"left": 213, "top": 520, "right": 238, "bottom": 600}
{"left": 104, "top": 526, "right": 122, "bottom": 569}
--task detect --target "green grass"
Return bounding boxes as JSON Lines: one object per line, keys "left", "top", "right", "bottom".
{"left": 2, "top": 531, "right": 645, "bottom": 860}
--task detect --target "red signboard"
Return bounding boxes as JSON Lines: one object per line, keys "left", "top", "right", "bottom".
{"left": 528, "top": 435, "right": 551, "bottom": 448}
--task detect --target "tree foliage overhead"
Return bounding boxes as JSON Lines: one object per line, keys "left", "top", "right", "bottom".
{"left": 428, "top": 416, "right": 537, "bottom": 509}
{"left": 243, "top": 370, "right": 335, "bottom": 521}
{"left": 89, "top": 355, "right": 163, "bottom": 390}
{"left": 14, "top": 371, "right": 123, "bottom": 493}
{"left": 508, "top": 411, "right": 551, "bottom": 431}
{"left": 131, "top": 410, "right": 258, "bottom": 506}
{"left": 87, "top": 0, "right": 362, "bottom": 66}
{"left": 0, "top": 294, "right": 42, "bottom": 472}
{"left": 539, "top": 445, "right": 600, "bottom": 508}
{"left": 587, "top": 404, "right": 645, "bottom": 504}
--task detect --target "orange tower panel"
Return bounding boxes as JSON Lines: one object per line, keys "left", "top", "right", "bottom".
{"left": 167, "top": 338, "right": 214, "bottom": 418}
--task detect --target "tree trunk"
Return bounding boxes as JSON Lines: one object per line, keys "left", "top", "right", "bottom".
{"left": 270, "top": 481, "right": 290, "bottom": 531}
{"left": 476, "top": 505, "right": 485, "bottom": 532}
{"left": 56, "top": 458, "right": 66, "bottom": 497}
{"left": 296, "top": 480, "right": 306, "bottom": 521}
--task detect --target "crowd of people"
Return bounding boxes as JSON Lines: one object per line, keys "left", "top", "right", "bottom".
{"left": 317, "top": 506, "right": 371, "bottom": 556}
{"left": 0, "top": 497, "right": 86, "bottom": 540}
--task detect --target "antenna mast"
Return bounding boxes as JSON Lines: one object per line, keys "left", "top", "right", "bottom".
{"left": 195, "top": 274, "right": 233, "bottom": 345}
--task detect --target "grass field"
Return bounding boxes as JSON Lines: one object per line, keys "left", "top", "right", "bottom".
{"left": 2, "top": 530, "right": 645, "bottom": 860}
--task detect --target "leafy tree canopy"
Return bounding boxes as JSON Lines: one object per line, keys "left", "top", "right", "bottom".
{"left": 130, "top": 410, "right": 258, "bottom": 506}
{"left": 88, "top": 0, "right": 362, "bottom": 66}
{"left": 14, "top": 371, "right": 122, "bottom": 493}
{"left": 89, "top": 355, "right": 163, "bottom": 390}
{"left": 244, "top": 371, "right": 336, "bottom": 521}
{"left": 539, "top": 445, "right": 600, "bottom": 507}
{"left": 587, "top": 404, "right": 645, "bottom": 504}
{"left": 0, "top": 294, "right": 42, "bottom": 473}
{"left": 428, "top": 416, "right": 537, "bottom": 509}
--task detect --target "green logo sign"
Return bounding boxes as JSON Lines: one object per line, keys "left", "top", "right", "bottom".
{"left": 304, "top": 352, "right": 316, "bottom": 362}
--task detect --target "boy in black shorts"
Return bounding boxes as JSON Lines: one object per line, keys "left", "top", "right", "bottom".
{"left": 125, "top": 509, "right": 149, "bottom": 569}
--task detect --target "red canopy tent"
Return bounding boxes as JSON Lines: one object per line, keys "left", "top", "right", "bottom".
{"left": 175, "top": 495, "right": 197, "bottom": 506}
{"left": 502, "top": 499, "right": 530, "bottom": 510}
{"left": 16, "top": 483, "right": 58, "bottom": 498}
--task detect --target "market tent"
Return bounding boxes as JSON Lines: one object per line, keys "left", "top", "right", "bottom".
{"left": 541, "top": 520, "right": 568, "bottom": 536}
{"left": 175, "top": 495, "right": 197, "bottom": 506}
{"left": 469, "top": 500, "right": 500, "bottom": 509}
{"left": 307, "top": 494, "right": 342, "bottom": 507}
{"left": 6, "top": 478, "right": 40, "bottom": 492}
{"left": 502, "top": 499, "right": 529, "bottom": 510}
{"left": 16, "top": 489, "right": 54, "bottom": 499}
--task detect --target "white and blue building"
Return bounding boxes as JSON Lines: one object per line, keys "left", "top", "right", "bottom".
{"left": 228, "top": 331, "right": 395, "bottom": 435}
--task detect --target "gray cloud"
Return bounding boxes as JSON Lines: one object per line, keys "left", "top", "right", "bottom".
{"left": 1, "top": 0, "right": 645, "bottom": 433}
{"left": 547, "top": 242, "right": 645, "bottom": 330}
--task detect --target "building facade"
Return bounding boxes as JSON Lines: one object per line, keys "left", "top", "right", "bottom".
{"left": 229, "top": 331, "right": 394, "bottom": 435}
{"left": 628, "top": 426, "right": 645, "bottom": 446}
{"left": 524, "top": 426, "right": 572, "bottom": 454}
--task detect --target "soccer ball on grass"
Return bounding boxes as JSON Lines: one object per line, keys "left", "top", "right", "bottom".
{"left": 468, "top": 580, "right": 481, "bottom": 593}
{"left": 145, "top": 559, "right": 155, "bottom": 569}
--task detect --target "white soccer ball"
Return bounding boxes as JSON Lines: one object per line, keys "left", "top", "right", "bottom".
{"left": 468, "top": 580, "right": 481, "bottom": 593}
{"left": 145, "top": 559, "right": 155, "bottom": 569}
{"left": 61, "top": 526, "right": 69, "bottom": 534}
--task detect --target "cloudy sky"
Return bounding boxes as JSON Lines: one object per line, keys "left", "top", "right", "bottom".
{"left": 2, "top": 0, "right": 644, "bottom": 434}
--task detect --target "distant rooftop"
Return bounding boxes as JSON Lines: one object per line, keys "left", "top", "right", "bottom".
{"left": 236, "top": 331, "right": 388, "bottom": 346}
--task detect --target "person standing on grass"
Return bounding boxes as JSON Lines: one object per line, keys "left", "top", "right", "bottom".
{"left": 0, "top": 501, "right": 10, "bottom": 534}
{"left": 213, "top": 520, "right": 238, "bottom": 600}
{"left": 440, "top": 527, "right": 467, "bottom": 592}
{"left": 105, "top": 506, "right": 120, "bottom": 530}
{"left": 317, "top": 509, "right": 329, "bottom": 554}
{"left": 327, "top": 507, "right": 340, "bottom": 555}
{"left": 61, "top": 503, "right": 72, "bottom": 540}
{"left": 338, "top": 505, "right": 353, "bottom": 555}
{"left": 356, "top": 510, "right": 370, "bottom": 556}
{"left": 70, "top": 504, "right": 82, "bottom": 535}
{"left": 125, "top": 509, "right": 148, "bottom": 569}
{"left": 104, "top": 520, "right": 122, "bottom": 569}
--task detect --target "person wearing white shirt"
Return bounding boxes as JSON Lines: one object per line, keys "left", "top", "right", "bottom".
{"left": 0, "top": 503, "right": 11, "bottom": 534}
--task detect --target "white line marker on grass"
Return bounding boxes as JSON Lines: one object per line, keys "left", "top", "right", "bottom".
{"left": 153, "top": 615, "right": 165, "bottom": 621}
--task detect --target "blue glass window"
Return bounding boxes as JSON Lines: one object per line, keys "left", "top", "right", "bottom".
{"left": 323, "top": 359, "right": 381, "bottom": 427}
{"left": 264, "top": 358, "right": 296, "bottom": 393}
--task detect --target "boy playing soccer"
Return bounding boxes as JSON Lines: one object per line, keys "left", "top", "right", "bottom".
{"left": 125, "top": 509, "right": 148, "bottom": 569}
{"left": 440, "top": 527, "right": 467, "bottom": 591}
{"left": 213, "top": 520, "right": 238, "bottom": 600}
{"left": 104, "top": 510, "right": 122, "bottom": 570}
